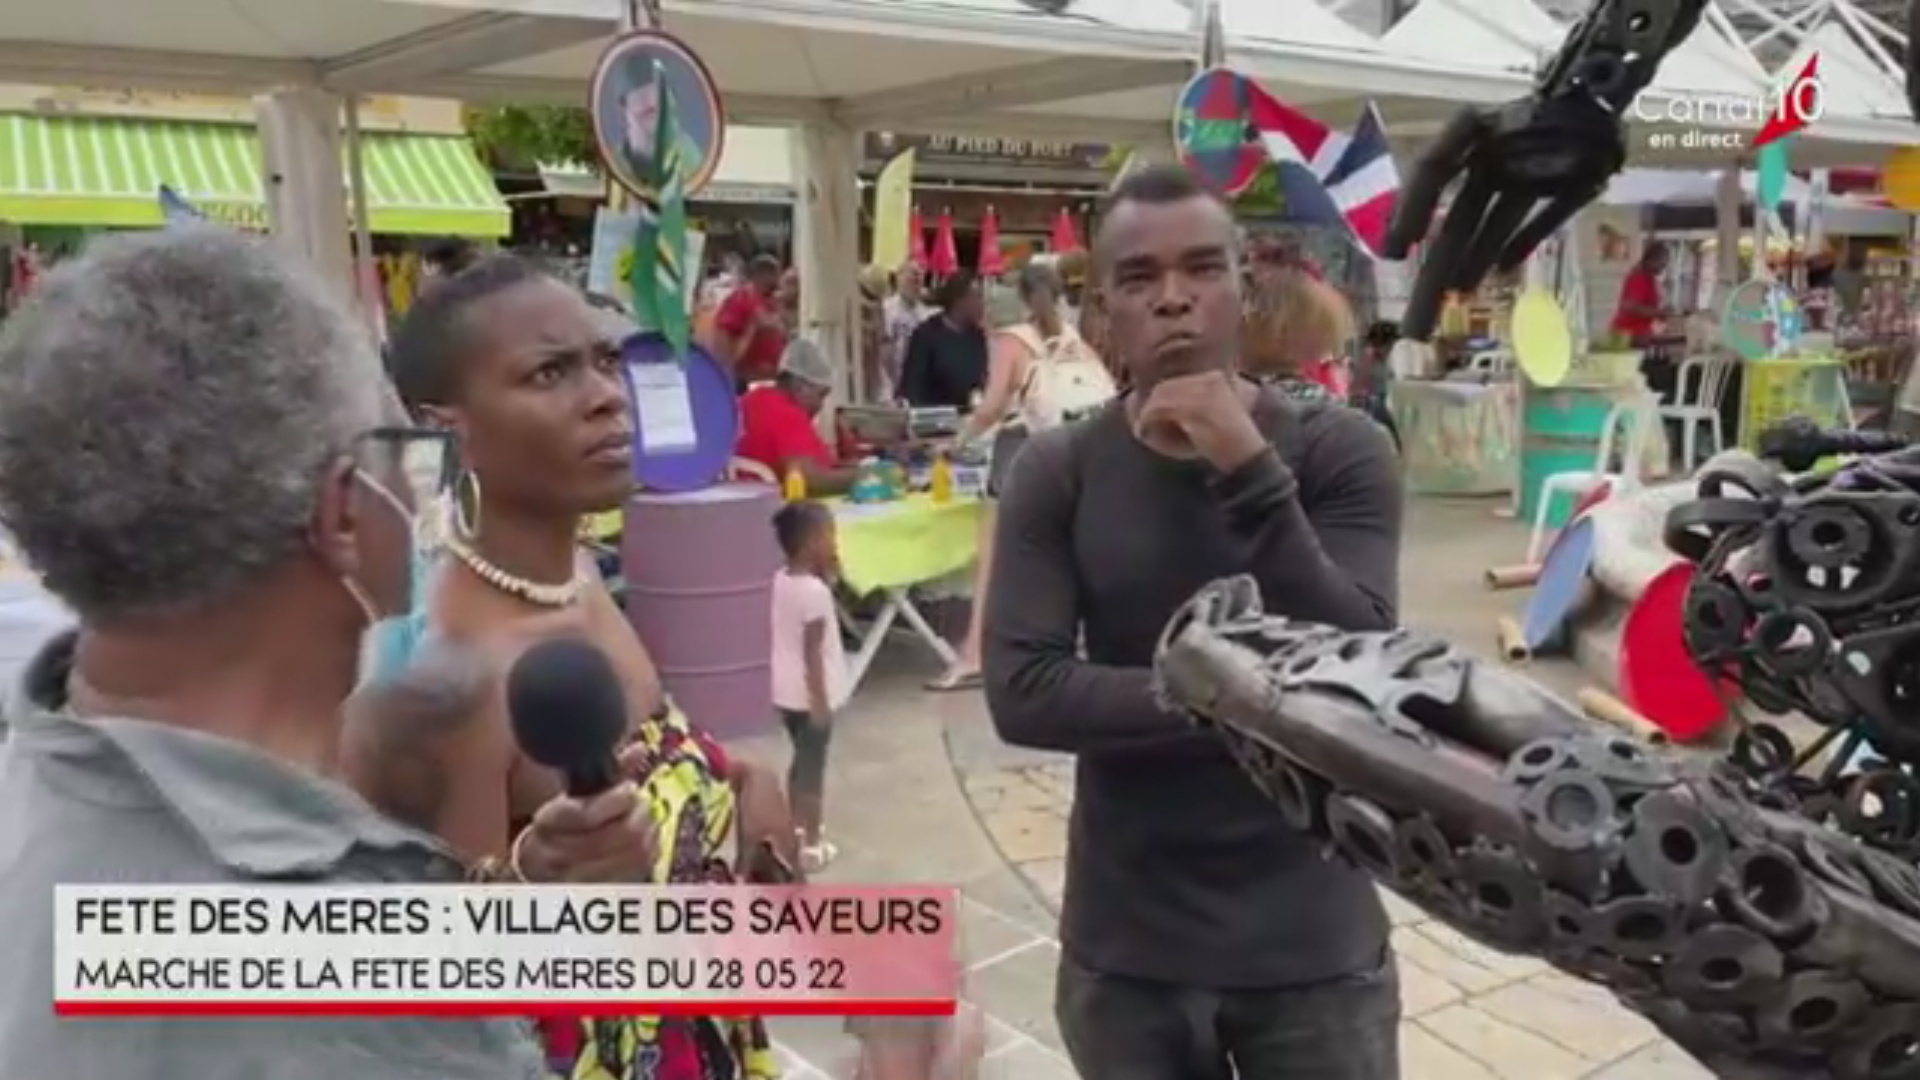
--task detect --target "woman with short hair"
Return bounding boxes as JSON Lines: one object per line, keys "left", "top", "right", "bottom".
{"left": 385, "top": 255, "right": 799, "bottom": 1078}
{"left": 1241, "top": 260, "right": 1355, "bottom": 403}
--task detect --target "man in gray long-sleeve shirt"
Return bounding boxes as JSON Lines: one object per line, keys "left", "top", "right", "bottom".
{"left": 983, "top": 166, "right": 1405, "bottom": 1079}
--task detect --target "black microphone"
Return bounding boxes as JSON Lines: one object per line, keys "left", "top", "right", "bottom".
{"left": 507, "top": 636, "right": 629, "bottom": 798}
{"left": 1755, "top": 418, "right": 1910, "bottom": 473}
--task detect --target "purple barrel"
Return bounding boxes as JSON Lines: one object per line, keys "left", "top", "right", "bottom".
{"left": 622, "top": 484, "right": 780, "bottom": 740}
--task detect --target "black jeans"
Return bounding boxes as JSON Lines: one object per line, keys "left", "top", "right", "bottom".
{"left": 1055, "top": 950, "right": 1401, "bottom": 1080}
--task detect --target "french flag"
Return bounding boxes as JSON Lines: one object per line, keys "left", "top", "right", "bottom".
{"left": 1245, "top": 83, "right": 1400, "bottom": 257}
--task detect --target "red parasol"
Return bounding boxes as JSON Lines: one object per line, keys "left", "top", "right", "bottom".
{"left": 1048, "top": 207, "right": 1082, "bottom": 254}
{"left": 908, "top": 207, "right": 928, "bottom": 268}
{"left": 977, "top": 206, "right": 1005, "bottom": 278}
{"left": 929, "top": 208, "right": 959, "bottom": 277}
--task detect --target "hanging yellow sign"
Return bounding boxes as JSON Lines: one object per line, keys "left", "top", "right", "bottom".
{"left": 869, "top": 148, "right": 917, "bottom": 272}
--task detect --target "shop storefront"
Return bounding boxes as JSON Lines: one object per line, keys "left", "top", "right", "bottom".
{"left": 0, "top": 88, "right": 509, "bottom": 317}
{"left": 859, "top": 131, "right": 1122, "bottom": 269}
{"left": 0, "top": 115, "right": 505, "bottom": 236}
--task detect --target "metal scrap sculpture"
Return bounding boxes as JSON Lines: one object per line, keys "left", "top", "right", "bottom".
{"left": 1152, "top": 0, "right": 1920, "bottom": 1071}
{"left": 1154, "top": 437, "right": 1920, "bottom": 1078}
{"left": 1384, "top": 0, "right": 1707, "bottom": 341}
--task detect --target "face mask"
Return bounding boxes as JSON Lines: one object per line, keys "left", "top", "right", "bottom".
{"left": 342, "top": 469, "right": 424, "bottom": 686}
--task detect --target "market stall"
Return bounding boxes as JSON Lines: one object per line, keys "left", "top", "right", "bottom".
{"left": 832, "top": 494, "right": 982, "bottom": 692}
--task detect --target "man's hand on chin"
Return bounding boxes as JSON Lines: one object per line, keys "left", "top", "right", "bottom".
{"left": 1133, "top": 371, "right": 1267, "bottom": 473}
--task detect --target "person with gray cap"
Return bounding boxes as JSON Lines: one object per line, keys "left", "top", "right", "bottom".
{"left": 737, "top": 337, "right": 859, "bottom": 495}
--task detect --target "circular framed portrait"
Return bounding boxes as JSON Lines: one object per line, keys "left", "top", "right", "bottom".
{"left": 588, "top": 30, "right": 725, "bottom": 201}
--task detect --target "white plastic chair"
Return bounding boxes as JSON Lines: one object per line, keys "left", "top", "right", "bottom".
{"left": 1658, "top": 355, "right": 1736, "bottom": 473}
{"left": 1526, "top": 394, "right": 1656, "bottom": 563}
{"left": 1467, "top": 348, "right": 1515, "bottom": 376}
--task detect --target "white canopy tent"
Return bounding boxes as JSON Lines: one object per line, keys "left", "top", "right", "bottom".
{"left": 0, "top": 0, "right": 1220, "bottom": 402}
{"left": 1775, "top": 12, "right": 1911, "bottom": 125}
{"left": 1375, "top": 0, "right": 1790, "bottom": 164}
{"left": 1011, "top": 0, "right": 1544, "bottom": 167}
{"left": 1378, "top": 0, "right": 1771, "bottom": 102}
{"left": 1603, "top": 168, "right": 1908, "bottom": 235}
{"left": 1602, "top": 167, "right": 1813, "bottom": 205}
{"left": 403, "top": 0, "right": 1218, "bottom": 401}
{"left": 1723, "top": 0, "right": 1914, "bottom": 158}
{"left": 1378, "top": 0, "right": 1551, "bottom": 80}
{"left": 1222, "top": 0, "right": 1521, "bottom": 104}
{"left": 1373, "top": 0, "right": 1913, "bottom": 165}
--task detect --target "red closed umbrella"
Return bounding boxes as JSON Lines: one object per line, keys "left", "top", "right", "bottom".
{"left": 1048, "top": 206, "right": 1082, "bottom": 253}
{"left": 929, "top": 208, "right": 959, "bottom": 277}
{"left": 977, "top": 206, "right": 1005, "bottom": 278}
{"left": 908, "top": 207, "right": 928, "bottom": 268}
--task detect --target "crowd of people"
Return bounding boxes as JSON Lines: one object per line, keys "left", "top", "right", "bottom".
{"left": 0, "top": 163, "right": 1411, "bottom": 1080}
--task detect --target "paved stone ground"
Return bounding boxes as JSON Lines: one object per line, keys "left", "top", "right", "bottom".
{"left": 726, "top": 496, "right": 1713, "bottom": 1079}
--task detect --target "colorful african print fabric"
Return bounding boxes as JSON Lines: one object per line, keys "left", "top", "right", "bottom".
{"left": 548, "top": 706, "right": 778, "bottom": 1080}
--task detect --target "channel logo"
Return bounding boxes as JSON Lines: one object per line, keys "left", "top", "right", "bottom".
{"left": 1752, "top": 53, "right": 1825, "bottom": 148}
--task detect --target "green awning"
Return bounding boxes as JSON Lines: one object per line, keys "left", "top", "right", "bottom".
{"left": 0, "top": 115, "right": 509, "bottom": 237}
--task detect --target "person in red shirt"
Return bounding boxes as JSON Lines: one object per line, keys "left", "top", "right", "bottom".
{"left": 736, "top": 338, "right": 859, "bottom": 495}
{"left": 1610, "top": 242, "right": 1670, "bottom": 344}
{"left": 712, "top": 254, "right": 788, "bottom": 387}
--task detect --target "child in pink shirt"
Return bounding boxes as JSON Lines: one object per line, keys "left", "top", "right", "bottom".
{"left": 769, "top": 501, "right": 848, "bottom": 872}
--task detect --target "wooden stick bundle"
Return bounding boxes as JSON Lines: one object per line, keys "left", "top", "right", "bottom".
{"left": 1484, "top": 564, "right": 1542, "bottom": 591}
{"left": 1576, "top": 687, "right": 1668, "bottom": 745}
{"left": 1494, "top": 616, "right": 1529, "bottom": 663}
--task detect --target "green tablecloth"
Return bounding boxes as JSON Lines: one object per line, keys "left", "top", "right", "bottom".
{"left": 1391, "top": 380, "right": 1520, "bottom": 496}
{"left": 829, "top": 495, "right": 983, "bottom": 594}
{"left": 1740, "top": 356, "right": 1850, "bottom": 450}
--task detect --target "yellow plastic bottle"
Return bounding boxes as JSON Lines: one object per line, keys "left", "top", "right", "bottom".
{"left": 783, "top": 463, "right": 808, "bottom": 502}
{"left": 929, "top": 451, "right": 954, "bottom": 504}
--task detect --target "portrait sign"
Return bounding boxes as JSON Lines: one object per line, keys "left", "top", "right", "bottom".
{"left": 588, "top": 30, "right": 726, "bottom": 201}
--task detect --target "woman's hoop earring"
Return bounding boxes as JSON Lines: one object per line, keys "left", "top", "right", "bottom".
{"left": 452, "top": 470, "right": 482, "bottom": 539}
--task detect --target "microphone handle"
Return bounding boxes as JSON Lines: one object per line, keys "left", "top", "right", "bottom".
{"left": 563, "top": 757, "right": 623, "bottom": 799}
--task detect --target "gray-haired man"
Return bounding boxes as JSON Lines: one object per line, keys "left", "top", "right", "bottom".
{"left": 0, "top": 227, "right": 651, "bottom": 1078}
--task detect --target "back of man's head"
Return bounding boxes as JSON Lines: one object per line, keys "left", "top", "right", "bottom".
{"left": 424, "top": 237, "right": 478, "bottom": 276}
{"left": 935, "top": 270, "right": 978, "bottom": 312}
{"left": 0, "top": 227, "right": 385, "bottom": 620}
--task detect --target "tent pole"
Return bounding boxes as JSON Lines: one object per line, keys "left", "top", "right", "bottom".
{"left": 343, "top": 96, "right": 377, "bottom": 341}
